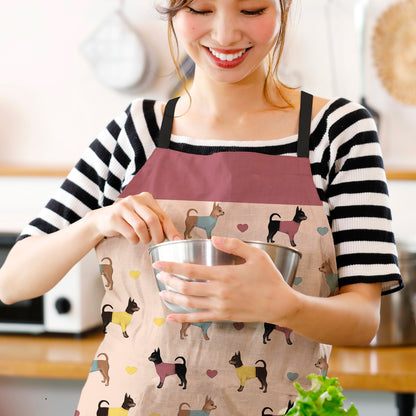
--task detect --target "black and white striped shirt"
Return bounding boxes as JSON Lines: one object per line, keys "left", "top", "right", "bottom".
{"left": 19, "top": 97, "right": 403, "bottom": 294}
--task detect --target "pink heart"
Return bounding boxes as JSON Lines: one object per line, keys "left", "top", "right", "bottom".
{"left": 233, "top": 322, "right": 245, "bottom": 330}
{"left": 206, "top": 369, "right": 218, "bottom": 378}
{"left": 237, "top": 224, "right": 248, "bottom": 232}
{"left": 74, "top": 411, "right": 80, "bottom": 416}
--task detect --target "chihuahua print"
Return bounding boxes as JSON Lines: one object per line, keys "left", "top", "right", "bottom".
{"left": 267, "top": 207, "right": 307, "bottom": 247}
{"left": 184, "top": 203, "right": 225, "bottom": 239}
{"left": 101, "top": 298, "right": 140, "bottom": 338}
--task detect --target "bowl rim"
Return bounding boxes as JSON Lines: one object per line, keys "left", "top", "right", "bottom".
{"left": 148, "top": 238, "right": 301, "bottom": 257}
{"left": 242, "top": 240, "right": 302, "bottom": 257}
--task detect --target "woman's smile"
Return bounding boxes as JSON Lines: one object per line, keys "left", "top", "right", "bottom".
{"left": 174, "top": 0, "right": 280, "bottom": 84}
{"left": 204, "top": 46, "right": 252, "bottom": 68}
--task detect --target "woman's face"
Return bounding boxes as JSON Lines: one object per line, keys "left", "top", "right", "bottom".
{"left": 174, "top": 0, "right": 281, "bottom": 85}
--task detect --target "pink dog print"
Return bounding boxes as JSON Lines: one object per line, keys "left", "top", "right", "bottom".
{"left": 267, "top": 207, "right": 307, "bottom": 247}
{"left": 148, "top": 348, "right": 187, "bottom": 390}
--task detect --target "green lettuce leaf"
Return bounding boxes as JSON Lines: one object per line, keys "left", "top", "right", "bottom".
{"left": 286, "top": 374, "right": 359, "bottom": 416}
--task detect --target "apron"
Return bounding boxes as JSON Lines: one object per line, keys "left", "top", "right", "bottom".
{"left": 75, "top": 92, "right": 337, "bottom": 416}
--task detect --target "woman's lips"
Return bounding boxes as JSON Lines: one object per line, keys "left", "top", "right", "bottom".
{"left": 204, "top": 46, "right": 251, "bottom": 69}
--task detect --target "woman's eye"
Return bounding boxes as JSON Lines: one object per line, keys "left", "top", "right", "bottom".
{"left": 241, "top": 8, "right": 267, "bottom": 16}
{"left": 187, "top": 6, "right": 212, "bottom": 15}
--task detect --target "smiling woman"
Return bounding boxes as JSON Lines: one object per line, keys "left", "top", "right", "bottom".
{"left": 160, "top": 0, "right": 292, "bottom": 103}
{"left": 0, "top": 0, "right": 403, "bottom": 414}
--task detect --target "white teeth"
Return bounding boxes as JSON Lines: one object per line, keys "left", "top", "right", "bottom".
{"left": 208, "top": 47, "right": 247, "bottom": 61}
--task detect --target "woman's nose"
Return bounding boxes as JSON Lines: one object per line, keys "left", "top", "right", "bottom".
{"left": 211, "top": 13, "right": 243, "bottom": 46}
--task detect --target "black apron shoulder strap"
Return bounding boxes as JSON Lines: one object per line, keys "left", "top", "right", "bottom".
{"left": 158, "top": 96, "right": 180, "bottom": 149}
{"left": 297, "top": 91, "right": 314, "bottom": 158}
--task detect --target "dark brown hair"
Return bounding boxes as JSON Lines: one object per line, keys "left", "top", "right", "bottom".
{"left": 158, "top": 0, "right": 293, "bottom": 105}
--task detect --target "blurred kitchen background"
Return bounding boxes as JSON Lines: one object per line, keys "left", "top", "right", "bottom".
{"left": 1, "top": 0, "right": 416, "bottom": 415}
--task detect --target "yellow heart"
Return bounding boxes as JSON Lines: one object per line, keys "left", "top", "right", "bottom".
{"left": 150, "top": 414, "right": 161, "bottom": 416}
{"left": 126, "top": 366, "right": 137, "bottom": 375}
{"left": 129, "top": 271, "right": 141, "bottom": 279}
{"left": 153, "top": 318, "right": 165, "bottom": 327}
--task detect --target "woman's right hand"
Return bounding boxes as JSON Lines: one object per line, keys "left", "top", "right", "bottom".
{"left": 86, "top": 192, "right": 182, "bottom": 245}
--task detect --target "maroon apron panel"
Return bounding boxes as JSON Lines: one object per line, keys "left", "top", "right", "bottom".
{"left": 120, "top": 149, "right": 322, "bottom": 206}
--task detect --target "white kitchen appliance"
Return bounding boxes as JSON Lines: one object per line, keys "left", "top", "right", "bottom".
{"left": 0, "top": 233, "right": 104, "bottom": 336}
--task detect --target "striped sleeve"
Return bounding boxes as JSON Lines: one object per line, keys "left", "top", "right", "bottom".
{"left": 311, "top": 99, "right": 402, "bottom": 295}
{"left": 18, "top": 99, "right": 157, "bottom": 240}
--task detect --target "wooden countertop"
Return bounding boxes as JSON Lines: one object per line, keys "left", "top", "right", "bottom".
{"left": 0, "top": 330, "right": 416, "bottom": 393}
{"left": 0, "top": 331, "right": 101, "bottom": 380}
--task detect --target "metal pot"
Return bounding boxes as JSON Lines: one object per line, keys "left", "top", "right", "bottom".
{"left": 371, "top": 240, "right": 416, "bottom": 346}
{"left": 149, "top": 239, "right": 301, "bottom": 314}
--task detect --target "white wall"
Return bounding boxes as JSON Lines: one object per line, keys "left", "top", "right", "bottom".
{"left": 281, "top": 0, "right": 416, "bottom": 171}
{"left": 0, "top": 0, "right": 175, "bottom": 168}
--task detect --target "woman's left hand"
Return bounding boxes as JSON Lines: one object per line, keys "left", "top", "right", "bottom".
{"left": 153, "top": 236, "right": 297, "bottom": 324}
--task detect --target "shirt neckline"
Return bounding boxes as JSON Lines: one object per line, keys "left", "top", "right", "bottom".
{"left": 168, "top": 97, "right": 338, "bottom": 147}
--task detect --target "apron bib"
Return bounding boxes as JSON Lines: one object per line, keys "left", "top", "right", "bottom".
{"left": 76, "top": 92, "right": 337, "bottom": 416}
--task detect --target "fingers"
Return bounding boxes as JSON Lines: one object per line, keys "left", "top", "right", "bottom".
{"left": 128, "top": 202, "right": 164, "bottom": 244}
{"left": 165, "top": 310, "right": 215, "bottom": 324}
{"left": 211, "top": 236, "right": 255, "bottom": 261}
{"left": 110, "top": 215, "right": 141, "bottom": 245}
{"left": 153, "top": 261, "right": 224, "bottom": 283}
{"left": 114, "top": 193, "right": 182, "bottom": 244}
{"left": 161, "top": 215, "right": 183, "bottom": 242}
{"left": 132, "top": 193, "right": 182, "bottom": 242}
{"left": 156, "top": 271, "right": 216, "bottom": 297}
{"left": 152, "top": 238, "right": 255, "bottom": 281}
{"left": 159, "top": 289, "right": 215, "bottom": 312}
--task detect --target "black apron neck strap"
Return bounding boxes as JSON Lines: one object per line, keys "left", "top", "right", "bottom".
{"left": 158, "top": 96, "right": 180, "bottom": 149}
{"left": 297, "top": 91, "right": 314, "bottom": 158}
{"left": 159, "top": 93, "right": 313, "bottom": 153}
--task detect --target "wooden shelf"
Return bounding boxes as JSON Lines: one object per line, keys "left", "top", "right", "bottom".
{"left": 0, "top": 165, "right": 70, "bottom": 177}
{"left": 386, "top": 171, "right": 416, "bottom": 181}
{"left": 1, "top": 164, "right": 416, "bottom": 180}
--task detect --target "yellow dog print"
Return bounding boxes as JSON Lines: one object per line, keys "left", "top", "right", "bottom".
{"left": 101, "top": 298, "right": 140, "bottom": 338}
{"left": 229, "top": 351, "right": 268, "bottom": 393}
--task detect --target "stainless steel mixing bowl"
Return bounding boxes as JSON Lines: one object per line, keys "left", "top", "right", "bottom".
{"left": 149, "top": 239, "right": 301, "bottom": 314}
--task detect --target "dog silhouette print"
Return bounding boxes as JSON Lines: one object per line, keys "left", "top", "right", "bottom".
{"left": 229, "top": 351, "right": 268, "bottom": 393}
{"left": 177, "top": 396, "right": 217, "bottom": 415}
{"left": 148, "top": 348, "right": 188, "bottom": 390}
{"left": 96, "top": 394, "right": 136, "bottom": 416}
{"left": 101, "top": 298, "right": 140, "bottom": 338}
{"left": 184, "top": 203, "right": 225, "bottom": 239}
{"left": 267, "top": 207, "right": 307, "bottom": 247}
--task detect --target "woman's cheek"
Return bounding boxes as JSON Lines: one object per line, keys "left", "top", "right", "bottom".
{"left": 250, "top": 16, "right": 280, "bottom": 43}
{"left": 174, "top": 13, "right": 204, "bottom": 42}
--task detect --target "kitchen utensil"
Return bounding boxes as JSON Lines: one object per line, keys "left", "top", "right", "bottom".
{"left": 372, "top": 0, "right": 416, "bottom": 106}
{"left": 371, "top": 239, "right": 416, "bottom": 346}
{"left": 357, "top": 0, "right": 381, "bottom": 128}
{"left": 80, "top": 3, "right": 157, "bottom": 92}
{"left": 149, "top": 239, "right": 301, "bottom": 314}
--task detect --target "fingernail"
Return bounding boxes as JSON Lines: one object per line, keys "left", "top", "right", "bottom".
{"left": 213, "top": 236, "right": 225, "bottom": 245}
{"left": 153, "top": 262, "right": 164, "bottom": 271}
{"left": 173, "top": 235, "right": 182, "bottom": 241}
{"left": 155, "top": 271, "right": 164, "bottom": 280}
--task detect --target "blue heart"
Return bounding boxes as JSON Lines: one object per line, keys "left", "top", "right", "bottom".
{"left": 293, "top": 277, "right": 303, "bottom": 286}
{"left": 287, "top": 372, "right": 299, "bottom": 381}
{"left": 317, "top": 227, "right": 329, "bottom": 236}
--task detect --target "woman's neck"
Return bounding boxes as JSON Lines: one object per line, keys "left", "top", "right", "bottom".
{"left": 171, "top": 68, "right": 301, "bottom": 142}
{"left": 185, "top": 67, "right": 287, "bottom": 121}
